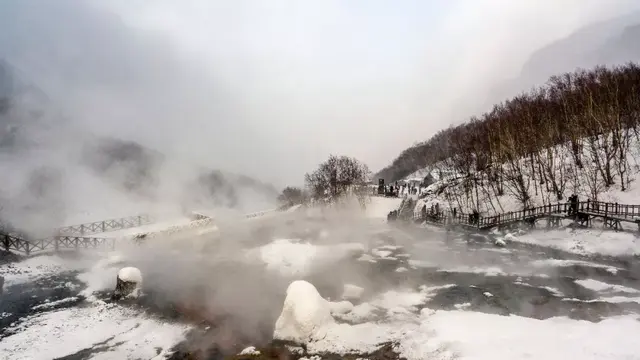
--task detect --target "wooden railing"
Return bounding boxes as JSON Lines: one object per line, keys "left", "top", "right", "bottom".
{"left": 55, "top": 214, "right": 154, "bottom": 236}
{"left": 414, "top": 199, "right": 640, "bottom": 230}
{"left": 2, "top": 233, "right": 115, "bottom": 255}
{"left": 0, "top": 207, "right": 285, "bottom": 255}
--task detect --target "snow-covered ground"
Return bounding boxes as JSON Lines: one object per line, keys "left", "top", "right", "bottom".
{"left": 406, "top": 134, "right": 640, "bottom": 217}
{"left": 0, "top": 251, "right": 191, "bottom": 359}
{"left": 496, "top": 226, "right": 640, "bottom": 257}
{"left": 1, "top": 303, "right": 189, "bottom": 360}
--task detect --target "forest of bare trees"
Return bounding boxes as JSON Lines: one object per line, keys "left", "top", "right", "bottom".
{"left": 377, "top": 63, "right": 640, "bottom": 213}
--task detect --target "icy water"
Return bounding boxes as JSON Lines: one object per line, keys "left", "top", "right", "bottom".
{"left": 2, "top": 224, "right": 640, "bottom": 359}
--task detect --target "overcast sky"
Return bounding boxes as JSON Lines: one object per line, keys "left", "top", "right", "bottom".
{"left": 2, "top": 0, "right": 640, "bottom": 186}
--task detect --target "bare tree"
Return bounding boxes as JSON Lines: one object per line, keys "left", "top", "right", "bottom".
{"left": 277, "top": 186, "right": 307, "bottom": 208}
{"left": 305, "top": 155, "right": 371, "bottom": 203}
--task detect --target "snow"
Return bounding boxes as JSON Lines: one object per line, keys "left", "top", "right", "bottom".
{"left": 575, "top": 279, "right": 640, "bottom": 294}
{"left": 424, "top": 311, "right": 640, "bottom": 360}
{"left": 248, "top": 239, "right": 365, "bottom": 277}
{"left": 365, "top": 197, "right": 403, "bottom": 219}
{"left": 276, "top": 280, "right": 640, "bottom": 360}
{"left": 511, "top": 229, "right": 640, "bottom": 257}
{"left": 273, "top": 280, "right": 335, "bottom": 343}
{"left": 0, "top": 254, "right": 96, "bottom": 288}
{"left": 0, "top": 302, "right": 190, "bottom": 360}
{"left": 530, "top": 259, "right": 621, "bottom": 275}
{"left": 239, "top": 346, "right": 261, "bottom": 356}
{"left": 342, "top": 284, "right": 365, "bottom": 300}
{"left": 118, "top": 266, "right": 142, "bottom": 283}
{"left": 0, "top": 255, "right": 68, "bottom": 287}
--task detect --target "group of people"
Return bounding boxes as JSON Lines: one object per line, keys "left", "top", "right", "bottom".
{"left": 377, "top": 183, "right": 423, "bottom": 197}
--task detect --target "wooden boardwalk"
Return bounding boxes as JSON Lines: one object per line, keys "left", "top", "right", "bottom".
{"left": 0, "top": 213, "right": 196, "bottom": 256}
{"left": 0, "top": 207, "right": 285, "bottom": 256}
{"left": 414, "top": 200, "right": 640, "bottom": 232}
{"left": 55, "top": 214, "right": 153, "bottom": 236}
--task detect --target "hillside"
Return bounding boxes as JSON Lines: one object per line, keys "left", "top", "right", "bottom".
{"left": 378, "top": 13, "right": 640, "bottom": 185}
{"left": 379, "top": 62, "right": 640, "bottom": 217}
{"left": 489, "top": 11, "right": 640, "bottom": 108}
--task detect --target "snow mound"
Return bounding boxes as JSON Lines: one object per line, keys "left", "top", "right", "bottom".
{"left": 504, "top": 233, "right": 517, "bottom": 242}
{"left": 115, "top": 267, "right": 143, "bottom": 299}
{"left": 118, "top": 267, "right": 142, "bottom": 283}
{"left": 273, "top": 280, "right": 335, "bottom": 343}
{"left": 239, "top": 346, "right": 261, "bottom": 356}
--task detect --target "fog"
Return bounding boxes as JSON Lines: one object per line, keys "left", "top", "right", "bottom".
{"left": 2, "top": 1, "right": 639, "bottom": 190}
{"left": 97, "top": 0, "right": 640, "bottom": 175}
{"left": 1, "top": 1, "right": 639, "bottom": 234}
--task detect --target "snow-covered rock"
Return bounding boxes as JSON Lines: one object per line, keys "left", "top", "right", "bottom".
{"left": 114, "top": 267, "right": 142, "bottom": 300}
{"left": 273, "top": 280, "right": 336, "bottom": 343}
{"left": 239, "top": 346, "right": 261, "bottom": 356}
{"left": 342, "top": 284, "right": 365, "bottom": 301}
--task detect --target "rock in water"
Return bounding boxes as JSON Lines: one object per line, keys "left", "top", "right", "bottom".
{"left": 113, "top": 267, "right": 143, "bottom": 300}
{"left": 273, "top": 280, "right": 335, "bottom": 344}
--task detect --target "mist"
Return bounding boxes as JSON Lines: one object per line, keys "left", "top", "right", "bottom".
{"left": 1, "top": 1, "right": 638, "bottom": 194}
{"left": 97, "top": 0, "right": 640, "bottom": 173}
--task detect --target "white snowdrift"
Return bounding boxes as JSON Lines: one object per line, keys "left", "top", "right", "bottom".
{"left": 248, "top": 239, "right": 365, "bottom": 277}
{"left": 0, "top": 302, "right": 190, "bottom": 360}
{"left": 273, "top": 280, "right": 335, "bottom": 343}
{"left": 511, "top": 229, "right": 640, "bottom": 257}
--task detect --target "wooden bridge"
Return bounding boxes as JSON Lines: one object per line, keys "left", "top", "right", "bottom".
{"left": 0, "top": 213, "right": 206, "bottom": 256}
{"left": 414, "top": 200, "right": 640, "bottom": 232}
{"left": 55, "top": 214, "right": 153, "bottom": 236}
{"left": 0, "top": 207, "right": 289, "bottom": 256}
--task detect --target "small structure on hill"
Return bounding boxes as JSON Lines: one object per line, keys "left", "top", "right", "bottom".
{"left": 112, "top": 267, "right": 143, "bottom": 300}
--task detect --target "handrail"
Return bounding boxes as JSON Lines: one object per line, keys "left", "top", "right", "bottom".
{"left": 414, "top": 199, "right": 640, "bottom": 229}
{"left": 55, "top": 214, "right": 154, "bottom": 236}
